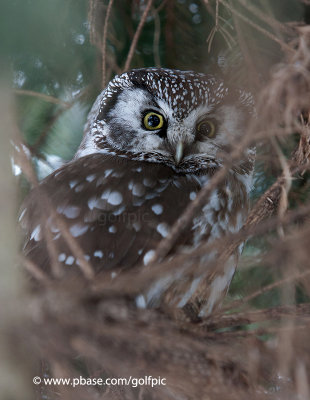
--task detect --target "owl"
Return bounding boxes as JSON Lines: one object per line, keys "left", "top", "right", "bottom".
{"left": 20, "top": 68, "right": 255, "bottom": 316}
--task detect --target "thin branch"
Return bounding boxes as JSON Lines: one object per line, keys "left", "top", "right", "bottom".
{"left": 218, "top": 15, "right": 234, "bottom": 31}
{"left": 270, "top": 137, "right": 292, "bottom": 237}
{"left": 88, "top": 0, "right": 98, "bottom": 45}
{"left": 153, "top": 8, "right": 161, "bottom": 67}
{"left": 22, "top": 257, "right": 52, "bottom": 284}
{"left": 229, "top": 0, "right": 261, "bottom": 89}
{"left": 101, "top": 0, "right": 115, "bottom": 88}
{"left": 204, "top": 304, "right": 310, "bottom": 331}
{"left": 14, "top": 89, "right": 70, "bottom": 108}
{"left": 124, "top": 0, "right": 154, "bottom": 71}
{"left": 31, "top": 86, "right": 89, "bottom": 151}
{"left": 218, "top": 25, "right": 236, "bottom": 48}
{"left": 224, "top": 269, "right": 310, "bottom": 314}
{"left": 220, "top": 0, "right": 295, "bottom": 53}
{"left": 207, "top": 322, "right": 310, "bottom": 338}
{"left": 206, "top": 0, "right": 219, "bottom": 52}
{"left": 236, "top": 0, "right": 290, "bottom": 36}
{"left": 154, "top": 0, "right": 168, "bottom": 13}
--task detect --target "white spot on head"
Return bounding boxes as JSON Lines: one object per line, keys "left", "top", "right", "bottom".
{"left": 151, "top": 204, "right": 163, "bottom": 215}
{"left": 143, "top": 250, "right": 155, "bottom": 265}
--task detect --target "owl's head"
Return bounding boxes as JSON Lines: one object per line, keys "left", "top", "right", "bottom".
{"left": 76, "top": 68, "right": 254, "bottom": 174}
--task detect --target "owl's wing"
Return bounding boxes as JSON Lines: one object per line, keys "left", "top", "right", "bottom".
{"left": 20, "top": 153, "right": 200, "bottom": 279}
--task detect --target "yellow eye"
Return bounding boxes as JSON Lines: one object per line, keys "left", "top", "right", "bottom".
{"left": 196, "top": 119, "right": 216, "bottom": 139}
{"left": 143, "top": 112, "right": 164, "bottom": 130}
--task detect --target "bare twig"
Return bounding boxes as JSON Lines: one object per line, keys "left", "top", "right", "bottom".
{"left": 153, "top": 8, "right": 161, "bottom": 67}
{"left": 88, "top": 0, "right": 98, "bottom": 45}
{"left": 236, "top": 0, "right": 291, "bottom": 36}
{"left": 22, "top": 257, "right": 52, "bottom": 284}
{"left": 225, "top": 267, "right": 310, "bottom": 313}
{"left": 207, "top": 0, "right": 219, "bottom": 52}
{"left": 124, "top": 0, "right": 154, "bottom": 71}
{"left": 101, "top": 0, "right": 115, "bottom": 88}
{"left": 220, "top": 0, "right": 295, "bottom": 53}
{"left": 204, "top": 304, "right": 310, "bottom": 331}
{"left": 270, "top": 137, "right": 292, "bottom": 236}
{"left": 14, "top": 89, "right": 70, "bottom": 108}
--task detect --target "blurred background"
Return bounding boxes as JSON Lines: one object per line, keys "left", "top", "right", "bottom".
{"left": 1, "top": 0, "right": 307, "bottom": 164}
{"left": 2, "top": 0, "right": 308, "bottom": 307}
{"left": 0, "top": 1, "right": 310, "bottom": 399}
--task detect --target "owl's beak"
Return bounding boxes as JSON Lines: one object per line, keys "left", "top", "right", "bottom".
{"left": 174, "top": 141, "right": 184, "bottom": 165}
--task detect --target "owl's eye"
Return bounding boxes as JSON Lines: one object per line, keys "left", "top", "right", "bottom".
{"left": 196, "top": 119, "right": 216, "bottom": 140}
{"left": 143, "top": 112, "right": 164, "bottom": 131}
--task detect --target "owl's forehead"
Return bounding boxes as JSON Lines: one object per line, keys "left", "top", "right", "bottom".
{"left": 100, "top": 68, "right": 228, "bottom": 119}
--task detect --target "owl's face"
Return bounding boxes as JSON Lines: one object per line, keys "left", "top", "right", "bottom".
{"left": 76, "top": 68, "right": 254, "bottom": 174}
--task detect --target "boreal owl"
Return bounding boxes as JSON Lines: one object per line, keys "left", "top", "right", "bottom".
{"left": 20, "top": 68, "right": 255, "bottom": 316}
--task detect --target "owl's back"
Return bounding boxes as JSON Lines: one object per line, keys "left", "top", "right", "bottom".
{"left": 21, "top": 153, "right": 208, "bottom": 276}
